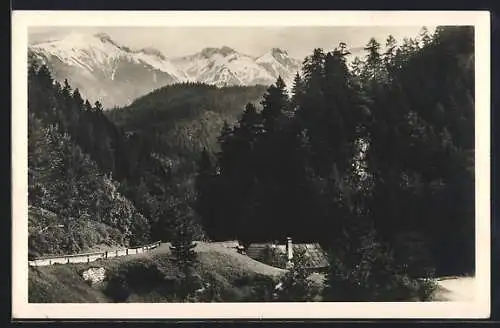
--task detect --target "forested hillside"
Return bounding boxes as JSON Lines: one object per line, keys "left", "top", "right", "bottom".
{"left": 105, "top": 83, "right": 269, "bottom": 243}
{"left": 28, "top": 65, "right": 267, "bottom": 257}
{"left": 107, "top": 83, "right": 268, "bottom": 161}
{"left": 27, "top": 65, "right": 202, "bottom": 257}
{"left": 28, "top": 69, "right": 150, "bottom": 257}
{"left": 194, "top": 26, "right": 475, "bottom": 278}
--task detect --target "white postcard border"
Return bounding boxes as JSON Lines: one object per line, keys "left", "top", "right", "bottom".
{"left": 11, "top": 10, "right": 491, "bottom": 319}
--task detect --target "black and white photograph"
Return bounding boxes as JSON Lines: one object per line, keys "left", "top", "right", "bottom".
{"left": 12, "top": 11, "right": 490, "bottom": 319}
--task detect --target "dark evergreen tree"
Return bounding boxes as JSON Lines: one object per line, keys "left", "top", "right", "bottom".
{"left": 419, "top": 26, "right": 432, "bottom": 46}
{"left": 194, "top": 148, "right": 217, "bottom": 239}
{"left": 261, "top": 76, "right": 289, "bottom": 134}
{"left": 383, "top": 35, "right": 398, "bottom": 73}
{"left": 169, "top": 200, "right": 199, "bottom": 301}
{"left": 364, "top": 26, "right": 474, "bottom": 276}
{"left": 291, "top": 72, "right": 304, "bottom": 111}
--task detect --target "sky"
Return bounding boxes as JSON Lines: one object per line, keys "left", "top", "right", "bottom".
{"left": 29, "top": 26, "right": 435, "bottom": 60}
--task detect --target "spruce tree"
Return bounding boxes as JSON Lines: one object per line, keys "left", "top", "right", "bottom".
{"left": 169, "top": 200, "right": 199, "bottom": 300}
{"left": 291, "top": 72, "right": 304, "bottom": 111}
{"left": 383, "top": 35, "right": 398, "bottom": 72}
{"left": 261, "top": 76, "right": 289, "bottom": 134}
{"left": 419, "top": 26, "right": 432, "bottom": 46}
{"left": 275, "top": 249, "right": 316, "bottom": 302}
{"left": 194, "top": 148, "right": 217, "bottom": 239}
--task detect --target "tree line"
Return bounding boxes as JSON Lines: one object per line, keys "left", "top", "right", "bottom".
{"left": 28, "top": 64, "right": 202, "bottom": 256}
{"left": 195, "top": 26, "right": 475, "bottom": 278}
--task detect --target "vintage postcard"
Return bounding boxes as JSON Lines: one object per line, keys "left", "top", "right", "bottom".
{"left": 12, "top": 10, "right": 490, "bottom": 319}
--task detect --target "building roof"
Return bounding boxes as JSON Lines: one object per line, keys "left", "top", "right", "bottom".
{"left": 211, "top": 240, "right": 240, "bottom": 249}
{"left": 246, "top": 242, "right": 329, "bottom": 269}
{"left": 245, "top": 243, "right": 270, "bottom": 259}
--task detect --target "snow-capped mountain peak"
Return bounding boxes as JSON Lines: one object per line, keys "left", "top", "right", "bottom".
{"left": 257, "top": 47, "right": 296, "bottom": 64}
{"left": 94, "top": 32, "right": 114, "bottom": 44}
{"left": 30, "top": 32, "right": 126, "bottom": 72}
{"left": 271, "top": 47, "right": 288, "bottom": 56}
{"left": 30, "top": 32, "right": 186, "bottom": 79}
{"left": 137, "top": 47, "right": 167, "bottom": 59}
{"left": 200, "top": 46, "right": 237, "bottom": 58}
{"left": 28, "top": 32, "right": 190, "bottom": 107}
{"left": 29, "top": 32, "right": 303, "bottom": 107}
{"left": 255, "top": 48, "right": 301, "bottom": 88}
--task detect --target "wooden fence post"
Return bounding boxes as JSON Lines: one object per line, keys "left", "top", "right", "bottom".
{"left": 87, "top": 255, "right": 90, "bottom": 263}
{"left": 126, "top": 249, "right": 129, "bottom": 255}
{"left": 67, "top": 258, "right": 70, "bottom": 264}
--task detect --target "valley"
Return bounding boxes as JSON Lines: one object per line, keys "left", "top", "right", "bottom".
{"left": 26, "top": 25, "right": 476, "bottom": 304}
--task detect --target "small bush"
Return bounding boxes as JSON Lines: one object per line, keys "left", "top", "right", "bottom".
{"left": 235, "top": 274, "right": 277, "bottom": 302}
{"left": 417, "top": 278, "right": 439, "bottom": 301}
{"left": 193, "top": 273, "right": 224, "bottom": 302}
{"left": 103, "top": 260, "right": 177, "bottom": 302}
{"left": 104, "top": 274, "right": 130, "bottom": 302}
{"left": 275, "top": 249, "right": 318, "bottom": 302}
{"left": 260, "top": 246, "right": 289, "bottom": 269}
{"left": 248, "top": 275, "right": 276, "bottom": 301}
{"left": 323, "top": 229, "right": 437, "bottom": 302}
{"left": 234, "top": 274, "right": 252, "bottom": 287}
{"left": 172, "top": 268, "right": 204, "bottom": 302}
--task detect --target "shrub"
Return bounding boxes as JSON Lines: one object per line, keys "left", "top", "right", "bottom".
{"left": 193, "top": 273, "right": 224, "bottom": 302}
{"left": 275, "top": 249, "right": 318, "bottom": 302}
{"left": 260, "top": 245, "right": 289, "bottom": 269}
{"left": 417, "top": 278, "right": 439, "bottom": 301}
{"left": 249, "top": 275, "right": 277, "bottom": 301}
{"left": 104, "top": 274, "right": 130, "bottom": 302}
{"left": 103, "top": 260, "right": 177, "bottom": 302}
{"left": 172, "top": 268, "right": 203, "bottom": 302}
{"left": 323, "top": 229, "right": 437, "bottom": 301}
{"left": 169, "top": 201, "right": 199, "bottom": 301}
{"left": 235, "top": 274, "right": 277, "bottom": 302}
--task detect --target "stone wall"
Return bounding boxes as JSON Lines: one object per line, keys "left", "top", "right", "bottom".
{"left": 81, "top": 267, "right": 106, "bottom": 285}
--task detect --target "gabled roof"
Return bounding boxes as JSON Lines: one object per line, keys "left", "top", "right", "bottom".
{"left": 246, "top": 242, "right": 329, "bottom": 269}
{"left": 211, "top": 240, "right": 240, "bottom": 249}
{"left": 245, "top": 243, "right": 270, "bottom": 259}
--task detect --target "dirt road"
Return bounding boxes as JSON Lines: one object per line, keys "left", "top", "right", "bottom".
{"left": 434, "top": 276, "right": 475, "bottom": 301}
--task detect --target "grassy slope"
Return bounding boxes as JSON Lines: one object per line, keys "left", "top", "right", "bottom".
{"left": 29, "top": 242, "right": 284, "bottom": 303}
{"left": 30, "top": 241, "right": 461, "bottom": 303}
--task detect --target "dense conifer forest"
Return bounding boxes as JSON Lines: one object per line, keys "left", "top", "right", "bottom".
{"left": 194, "top": 26, "right": 474, "bottom": 277}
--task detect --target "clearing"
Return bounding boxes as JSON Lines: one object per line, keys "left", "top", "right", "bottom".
{"left": 28, "top": 241, "right": 285, "bottom": 303}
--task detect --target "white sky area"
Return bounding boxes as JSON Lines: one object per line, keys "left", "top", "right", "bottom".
{"left": 29, "top": 26, "right": 435, "bottom": 60}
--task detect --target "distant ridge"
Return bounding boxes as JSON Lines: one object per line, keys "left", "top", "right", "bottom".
{"left": 28, "top": 32, "right": 304, "bottom": 108}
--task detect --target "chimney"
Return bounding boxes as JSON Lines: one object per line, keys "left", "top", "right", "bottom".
{"left": 286, "top": 237, "right": 293, "bottom": 262}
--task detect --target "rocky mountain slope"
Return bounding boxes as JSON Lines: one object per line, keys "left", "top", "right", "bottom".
{"left": 28, "top": 32, "right": 301, "bottom": 108}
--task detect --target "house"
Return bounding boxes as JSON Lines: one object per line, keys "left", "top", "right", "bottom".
{"left": 211, "top": 240, "right": 246, "bottom": 254}
{"left": 245, "top": 237, "right": 329, "bottom": 273}
{"left": 212, "top": 240, "right": 240, "bottom": 249}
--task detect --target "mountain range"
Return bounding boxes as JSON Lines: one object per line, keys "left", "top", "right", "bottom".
{"left": 28, "top": 32, "right": 302, "bottom": 108}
